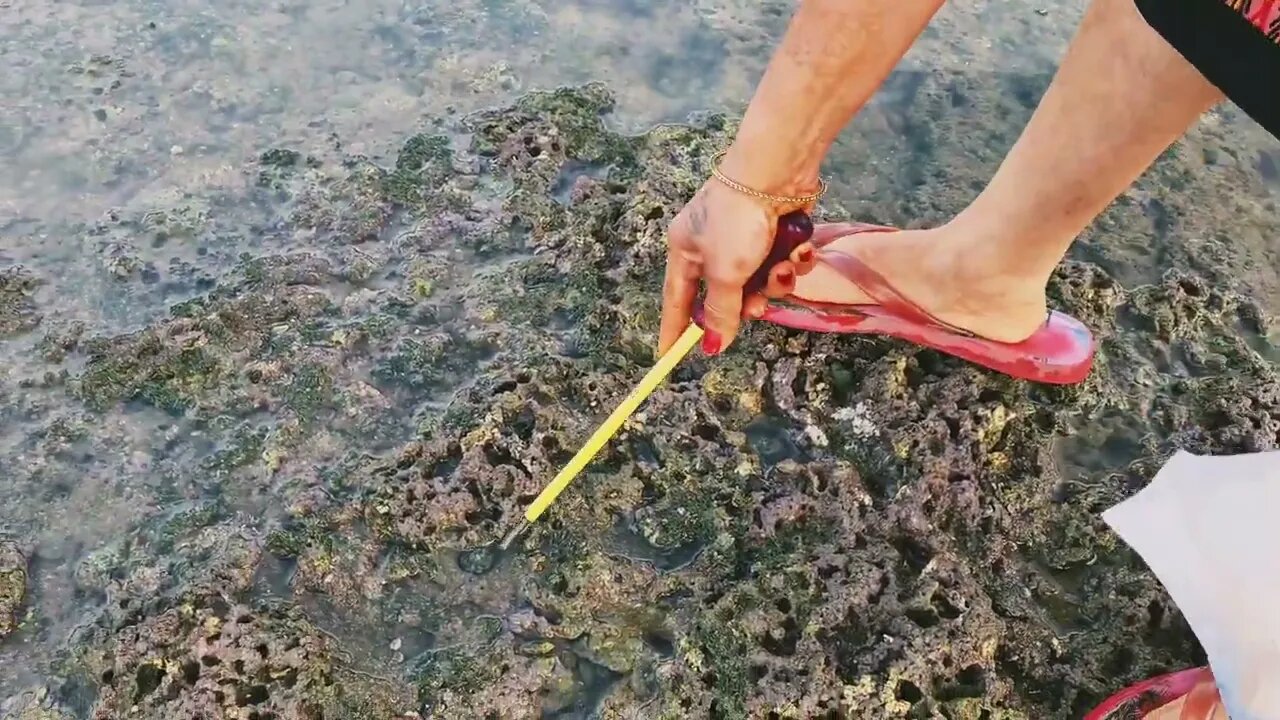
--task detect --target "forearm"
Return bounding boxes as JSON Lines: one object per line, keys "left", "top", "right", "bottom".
{"left": 721, "top": 0, "right": 945, "bottom": 195}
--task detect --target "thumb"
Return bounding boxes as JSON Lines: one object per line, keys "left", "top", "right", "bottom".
{"left": 700, "top": 277, "right": 743, "bottom": 356}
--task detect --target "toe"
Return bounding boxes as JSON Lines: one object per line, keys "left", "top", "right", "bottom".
{"left": 760, "top": 262, "right": 797, "bottom": 299}
{"left": 789, "top": 252, "right": 875, "bottom": 306}
{"left": 742, "top": 293, "right": 769, "bottom": 319}
{"left": 790, "top": 242, "right": 817, "bottom": 276}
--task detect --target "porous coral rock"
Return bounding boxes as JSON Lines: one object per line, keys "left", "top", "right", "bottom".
{"left": 35, "top": 83, "right": 1276, "bottom": 719}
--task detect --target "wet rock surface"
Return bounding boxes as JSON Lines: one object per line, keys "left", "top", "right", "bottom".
{"left": 1, "top": 83, "right": 1277, "bottom": 719}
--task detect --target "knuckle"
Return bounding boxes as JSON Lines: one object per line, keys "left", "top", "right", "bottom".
{"left": 704, "top": 302, "right": 738, "bottom": 325}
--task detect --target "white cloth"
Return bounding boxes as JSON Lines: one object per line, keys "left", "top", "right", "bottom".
{"left": 1103, "top": 449, "right": 1280, "bottom": 720}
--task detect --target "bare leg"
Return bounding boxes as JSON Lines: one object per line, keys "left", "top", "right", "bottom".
{"left": 790, "top": 0, "right": 1224, "bottom": 342}
{"left": 948, "top": 0, "right": 1224, "bottom": 283}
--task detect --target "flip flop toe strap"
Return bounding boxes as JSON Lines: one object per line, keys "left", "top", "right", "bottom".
{"left": 807, "top": 222, "right": 897, "bottom": 250}
{"left": 816, "top": 249, "right": 978, "bottom": 338}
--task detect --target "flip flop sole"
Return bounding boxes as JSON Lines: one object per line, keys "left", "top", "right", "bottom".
{"left": 761, "top": 302, "right": 1095, "bottom": 385}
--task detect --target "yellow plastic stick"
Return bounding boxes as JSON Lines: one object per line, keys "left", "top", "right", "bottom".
{"left": 523, "top": 323, "right": 704, "bottom": 523}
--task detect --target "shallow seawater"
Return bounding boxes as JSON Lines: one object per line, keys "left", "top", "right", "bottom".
{"left": 605, "top": 511, "right": 708, "bottom": 572}
{"left": 1, "top": 0, "right": 1279, "bottom": 717}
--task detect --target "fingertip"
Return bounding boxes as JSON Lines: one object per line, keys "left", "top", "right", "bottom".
{"left": 702, "top": 280, "right": 744, "bottom": 354}
{"left": 702, "top": 321, "right": 738, "bottom": 356}
{"left": 658, "top": 308, "right": 693, "bottom": 358}
{"left": 701, "top": 313, "right": 740, "bottom": 357}
{"left": 700, "top": 329, "right": 723, "bottom": 356}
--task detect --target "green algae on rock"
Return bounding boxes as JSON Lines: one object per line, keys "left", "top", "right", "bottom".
{"left": 0, "top": 541, "right": 27, "bottom": 639}
{"left": 0, "top": 266, "right": 43, "bottom": 338}
{"left": 24, "top": 83, "right": 1280, "bottom": 719}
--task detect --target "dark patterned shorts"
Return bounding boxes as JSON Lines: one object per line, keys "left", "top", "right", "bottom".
{"left": 1135, "top": 0, "right": 1280, "bottom": 137}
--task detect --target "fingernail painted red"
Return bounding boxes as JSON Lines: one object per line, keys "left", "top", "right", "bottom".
{"left": 778, "top": 271, "right": 794, "bottom": 286}
{"left": 701, "top": 331, "right": 722, "bottom": 356}
{"left": 798, "top": 249, "right": 813, "bottom": 263}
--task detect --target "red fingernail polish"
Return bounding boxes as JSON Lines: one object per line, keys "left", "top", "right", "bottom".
{"left": 798, "top": 249, "right": 813, "bottom": 263}
{"left": 778, "top": 271, "right": 794, "bottom": 285}
{"left": 701, "top": 330, "right": 722, "bottom": 356}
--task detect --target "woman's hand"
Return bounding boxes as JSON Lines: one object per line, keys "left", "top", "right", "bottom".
{"left": 658, "top": 178, "right": 817, "bottom": 356}
{"left": 652, "top": 0, "right": 946, "bottom": 356}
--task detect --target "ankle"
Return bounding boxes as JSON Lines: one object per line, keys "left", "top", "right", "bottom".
{"left": 923, "top": 233, "right": 1047, "bottom": 314}
{"left": 935, "top": 219, "right": 1058, "bottom": 293}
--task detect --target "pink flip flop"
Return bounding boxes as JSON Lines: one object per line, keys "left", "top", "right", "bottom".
{"left": 759, "top": 223, "right": 1096, "bottom": 385}
{"left": 1084, "top": 667, "right": 1217, "bottom": 719}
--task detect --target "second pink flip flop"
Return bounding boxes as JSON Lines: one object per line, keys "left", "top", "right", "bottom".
{"left": 1083, "top": 667, "right": 1218, "bottom": 719}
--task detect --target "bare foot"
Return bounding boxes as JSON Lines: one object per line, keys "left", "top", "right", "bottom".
{"left": 788, "top": 224, "right": 1050, "bottom": 344}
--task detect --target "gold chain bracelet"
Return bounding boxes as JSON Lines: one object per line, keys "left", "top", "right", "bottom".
{"left": 710, "top": 150, "right": 828, "bottom": 205}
